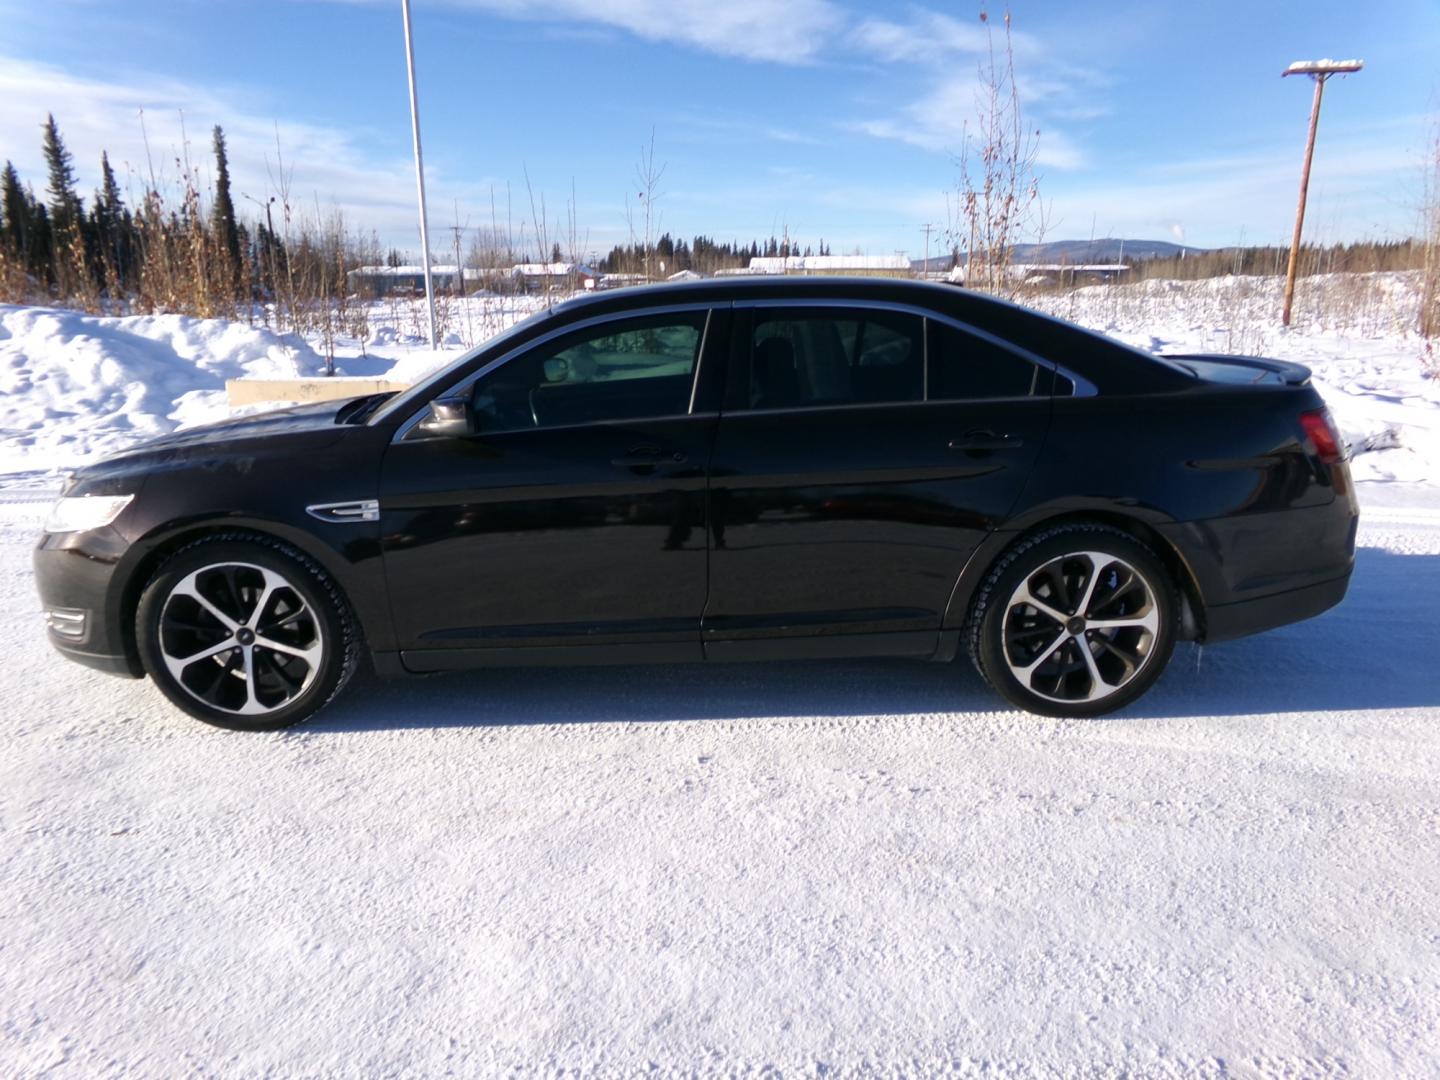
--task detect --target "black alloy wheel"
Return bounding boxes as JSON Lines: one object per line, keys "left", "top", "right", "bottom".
{"left": 968, "top": 525, "right": 1178, "bottom": 717}
{"left": 137, "top": 537, "right": 357, "bottom": 730}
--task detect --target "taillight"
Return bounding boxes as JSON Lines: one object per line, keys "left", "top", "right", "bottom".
{"left": 1299, "top": 408, "right": 1345, "bottom": 465}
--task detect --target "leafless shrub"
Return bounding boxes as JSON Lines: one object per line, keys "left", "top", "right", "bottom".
{"left": 1421, "top": 127, "right": 1440, "bottom": 354}
{"left": 946, "top": 8, "right": 1041, "bottom": 296}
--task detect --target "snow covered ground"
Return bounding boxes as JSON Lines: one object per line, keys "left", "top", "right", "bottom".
{"left": 2, "top": 494, "right": 1438, "bottom": 1075}
{"left": 2, "top": 274, "right": 1440, "bottom": 1074}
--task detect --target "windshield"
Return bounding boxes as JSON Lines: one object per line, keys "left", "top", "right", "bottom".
{"left": 367, "top": 306, "right": 556, "bottom": 425}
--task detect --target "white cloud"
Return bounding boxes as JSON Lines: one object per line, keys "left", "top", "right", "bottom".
{"left": 387, "top": 0, "right": 844, "bottom": 64}
{"left": 846, "top": 7, "right": 1100, "bottom": 172}
{"left": 849, "top": 11, "right": 988, "bottom": 64}
{"left": 853, "top": 73, "right": 1089, "bottom": 171}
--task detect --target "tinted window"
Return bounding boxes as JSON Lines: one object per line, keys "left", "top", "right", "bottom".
{"left": 928, "top": 321, "right": 1041, "bottom": 399}
{"left": 470, "top": 313, "right": 705, "bottom": 431}
{"left": 748, "top": 309, "right": 924, "bottom": 410}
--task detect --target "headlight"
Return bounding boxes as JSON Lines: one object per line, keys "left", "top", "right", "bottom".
{"left": 43, "top": 494, "right": 135, "bottom": 534}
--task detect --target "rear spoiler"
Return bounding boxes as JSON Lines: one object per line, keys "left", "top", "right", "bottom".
{"left": 1161, "top": 353, "right": 1312, "bottom": 387}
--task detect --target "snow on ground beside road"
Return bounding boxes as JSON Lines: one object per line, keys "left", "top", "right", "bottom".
{"left": 2, "top": 497, "right": 1438, "bottom": 1075}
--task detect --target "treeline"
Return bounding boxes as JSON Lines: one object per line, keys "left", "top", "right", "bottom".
{"left": 0, "top": 113, "right": 380, "bottom": 352}
{"left": 596, "top": 234, "right": 834, "bottom": 275}
{"left": 1123, "top": 240, "right": 1427, "bottom": 282}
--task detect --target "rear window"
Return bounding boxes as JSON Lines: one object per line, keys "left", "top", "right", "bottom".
{"left": 748, "top": 309, "right": 925, "bottom": 409}
{"left": 927, "top": 321, "right": 1041, "bottom": 399}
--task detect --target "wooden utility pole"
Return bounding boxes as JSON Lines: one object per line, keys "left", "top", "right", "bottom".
{"left": 1280, "top": 58, "right": 1363, "bottom": 327}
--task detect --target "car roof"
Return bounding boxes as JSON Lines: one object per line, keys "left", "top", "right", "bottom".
{"left": 542, "top": 276, "right": 1185, "bottom": 393}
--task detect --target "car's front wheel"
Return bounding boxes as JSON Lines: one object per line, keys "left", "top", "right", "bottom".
{"left": 136, "top": 536, "right": 358, "bottom": 730}
{"left": 967, "top": 525, "right": 1178, "bottom": 717}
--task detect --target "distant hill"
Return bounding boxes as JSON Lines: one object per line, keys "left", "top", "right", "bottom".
{"left": 911, "top": 239, "right": 1208, "bottom": 271}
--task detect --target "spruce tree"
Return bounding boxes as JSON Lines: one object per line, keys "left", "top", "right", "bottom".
{"left": 210, "top": 125, "right": 240, "bottom": 279}
{"left": 90, "top": 151, "right": 131, "bottom": 285}
{"left": 2, "top": 162, "right": 27, "bottom": 262}
{"left": 41, "top": 114, "right": 82, "bottom": 236}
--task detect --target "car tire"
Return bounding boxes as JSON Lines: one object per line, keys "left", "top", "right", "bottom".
{"left": 966, "top": 524, "right": 1178, "bottom": 717}
{"left": 136, "top": 535, "right": 358, "bottom": 730}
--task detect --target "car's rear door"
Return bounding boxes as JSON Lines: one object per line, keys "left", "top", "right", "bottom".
{"left": 378, "top": 305, "right": 725, "bottom": 669}
{"left": 702, "top": 301, "right": 1052, "bottom": 658}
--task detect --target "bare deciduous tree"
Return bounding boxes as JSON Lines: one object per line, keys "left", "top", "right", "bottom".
{"left": 946, "top": 7, "right": 1042, "bottom": 296}
{"left": 1421, "top": 125, "right": 1440, "bottom": 347}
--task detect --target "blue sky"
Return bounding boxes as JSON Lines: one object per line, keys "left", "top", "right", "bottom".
{"left": 2, "top": 0, "right": 1437, "bottom": 259}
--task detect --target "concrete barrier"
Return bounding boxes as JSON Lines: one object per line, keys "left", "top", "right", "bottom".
{"left": 226, "top": 377, "right": 411, "bottom": 407}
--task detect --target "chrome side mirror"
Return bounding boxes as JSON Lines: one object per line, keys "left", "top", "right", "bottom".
{"left": 417, "top": 398, "right": 476, "bottom": 439}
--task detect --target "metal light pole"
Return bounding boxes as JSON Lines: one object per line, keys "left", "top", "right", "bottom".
{"left": 401, "top": 0, "right": 439, "bottom": 348}
{"left": 1280, "top": 58, "right": 1362, "bottom": 327}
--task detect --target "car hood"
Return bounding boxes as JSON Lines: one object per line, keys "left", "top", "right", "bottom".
{"left": 64, "top": 399, "right": 362, "bottom": 495}
{"left": 144, "top": 399, "right": 356, "bottom": 449}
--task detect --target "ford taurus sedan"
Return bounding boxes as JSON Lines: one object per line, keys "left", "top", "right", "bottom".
{"left": 34, "top": 277, "right": 1358, "bottom": 729}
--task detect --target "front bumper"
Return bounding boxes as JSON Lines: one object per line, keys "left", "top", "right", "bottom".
{"left": 34, "top": 529, "right": 144, "bottom": 679}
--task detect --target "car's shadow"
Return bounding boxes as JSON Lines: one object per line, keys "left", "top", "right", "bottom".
{"left": 304, "top": 546, "right": 1438, "bottom": 733}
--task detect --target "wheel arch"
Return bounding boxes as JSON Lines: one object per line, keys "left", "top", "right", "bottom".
{"left": 944, "top": 507, "right": 1207, "bottom": 641}
{"left": 113, "top": 518, "right": 381, "bottom": 676}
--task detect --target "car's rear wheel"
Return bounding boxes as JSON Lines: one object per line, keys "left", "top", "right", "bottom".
{"left": 136, "top": 536, "right": 357, "bottom": 730}
{"left": 967, "top": 525, "right": 1177, "bottom": 717}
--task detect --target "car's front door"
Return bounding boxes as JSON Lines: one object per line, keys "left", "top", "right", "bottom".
{"left": 703, "top": 303, "right": 1053, "bottom": 658}
{"left": 379, "top": 307, "right": 722, "bottom": 669}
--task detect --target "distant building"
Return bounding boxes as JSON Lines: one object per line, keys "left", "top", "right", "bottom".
{"left": 666, "top": 269, "right": 704, "bottom": 282}
{"left": 742, "top": 255, "right": 913, "bottom": 277}
{"left": 948, "top": 263, "right": 1130, "bottom": 285}
{"left": 598, "top": 273, "right": 650, "bottom": 290}
{"left": 512, "top": 262, "right": 600, "bottom": 293}
{"left": 346, "top": 264, "right": 466, "bottom": 297}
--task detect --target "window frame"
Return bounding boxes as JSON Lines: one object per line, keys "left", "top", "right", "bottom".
{"left": 394, "top": 303, "right": 718, "bottom": 442}
{"left": 725, "top": 298, "right": 1094, "bottom": 416}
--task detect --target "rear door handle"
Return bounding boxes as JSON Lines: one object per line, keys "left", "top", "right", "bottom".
{"left": 949, "top": 431, "right": 1024, "bottom": 452}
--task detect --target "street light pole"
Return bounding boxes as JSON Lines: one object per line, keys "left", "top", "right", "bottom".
{"left": 401, "top": 0, "right": 439, "bottom": 348}
{"left": 1280, "top": 58, "right": 1362, "bottom": 328}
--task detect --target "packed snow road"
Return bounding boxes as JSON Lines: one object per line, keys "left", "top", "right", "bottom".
{"left": 2, "top": 497, "right": 1438, "bottom": 1077}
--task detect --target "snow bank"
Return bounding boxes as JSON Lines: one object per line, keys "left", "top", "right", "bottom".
{"left": 0, "top": 305, "right": 328, "bottom": 478}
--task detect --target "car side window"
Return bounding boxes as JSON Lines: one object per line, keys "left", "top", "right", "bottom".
{"left": 470, "top": 312, "right": 707, "bottom": 431}
{"left": 748, "top": 309, "right": 924, "bottom": 410}
{"left": 928, "top": 320, "right": 1042, "bottom": 400}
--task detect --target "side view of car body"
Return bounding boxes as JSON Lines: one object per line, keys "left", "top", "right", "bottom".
{"left": 34, "top": 277, "right": 1358, "bottom": 728}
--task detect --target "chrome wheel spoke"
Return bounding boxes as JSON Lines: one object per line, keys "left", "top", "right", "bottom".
{"left": 255, "top": 635, "right": 322, "bottom": 669}
{"left": 1073, "top": 552, "right": 1112, "bottom": 619}
{"left": 1088, "top": 608, "right": 1159, "bottom": 634}
{"left": 1012, "top": 581, "right": 1070, "bottom": 627}
{"left": 169, "top": 574, "right": 240, "bottom": 632}
{"left": 161, "top": 637, "right": 240, "bottom": 682}
{"left": 1077, "top": 638, "right": 1114, "bottom": 701}
{"left": 1017, "top": 632, "right": 1068, "bottom": 682}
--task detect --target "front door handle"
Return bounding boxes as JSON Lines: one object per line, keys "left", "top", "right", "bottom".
{"left": 611, "top": 448, "right": 689, "bottom": 469}
{"left": 949, "top": 431, "right": 1023, "bottom": 452}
